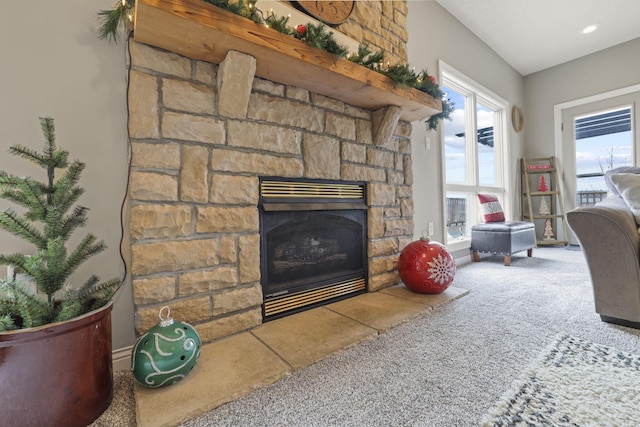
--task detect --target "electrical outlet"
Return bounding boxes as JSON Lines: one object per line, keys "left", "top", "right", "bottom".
{"left": 428, "top": 222, "right": 434, "bottom": 236}
{"left": 425, "top": 135, "right": 431, "bottom": 150}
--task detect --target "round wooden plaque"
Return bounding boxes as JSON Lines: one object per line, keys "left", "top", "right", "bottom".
{"left": 292, "top": 1, "right": 356, "bottom": 25}
{"left": 511, "top": 105, "right": 524, "bottom": 132}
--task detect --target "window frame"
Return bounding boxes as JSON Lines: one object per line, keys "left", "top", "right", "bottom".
{"left": 439, "top": 61, "right": 512, "bottom": 251}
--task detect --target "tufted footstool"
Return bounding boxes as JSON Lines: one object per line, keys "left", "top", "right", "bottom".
{"left": 470, "top": 221, "right": 535, "bottom": 266}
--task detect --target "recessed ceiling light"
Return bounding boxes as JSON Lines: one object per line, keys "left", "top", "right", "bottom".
{"left": 581, "top": 24, "right": 601, "bottom": 34}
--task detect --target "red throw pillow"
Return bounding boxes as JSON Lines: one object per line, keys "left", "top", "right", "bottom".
{"left": 477, "top": 193, "right": 505, "bottom": 222}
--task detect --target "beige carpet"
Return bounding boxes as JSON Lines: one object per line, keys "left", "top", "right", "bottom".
{"left": 90, "top": 370, "right": 136, "bottom": 426}
{"left": 92, "top": 247, "right": 640, "bottom": 426}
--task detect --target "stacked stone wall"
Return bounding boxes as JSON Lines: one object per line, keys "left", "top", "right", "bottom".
{"left": 127, "top": 0, "right": 413, "bottom": 343}
{"left": 338, "top": 0, "right": 409, "bottom": 65}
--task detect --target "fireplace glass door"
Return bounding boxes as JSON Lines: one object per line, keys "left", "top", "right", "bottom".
{"left": 262, "top": 210, "right": 366, "bottom": 297}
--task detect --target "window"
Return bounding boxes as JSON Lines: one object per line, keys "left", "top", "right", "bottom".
{"left": 441, "top": 64, "right": 510, "bottom": 248}
{"left": 574, "top": 107, "right": 633, "bottom": 206}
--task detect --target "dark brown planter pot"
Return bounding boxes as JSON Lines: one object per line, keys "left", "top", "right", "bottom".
{"left": 0, "top": 301, "right": 113, "bottom": 427}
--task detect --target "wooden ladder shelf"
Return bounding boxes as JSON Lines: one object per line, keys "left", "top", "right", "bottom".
{"left": 521, "top": 156, "right": 569, "bottom": 246}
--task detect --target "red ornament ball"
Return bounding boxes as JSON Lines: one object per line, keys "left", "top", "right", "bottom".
{"left": 296, "top": 24, "right": 306, "bottom": 37}
{"left": 398, "top": 237, "right": 456, "bottom": 294}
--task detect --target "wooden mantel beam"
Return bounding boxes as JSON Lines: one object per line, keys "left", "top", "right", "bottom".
{"left": 133, "top": 0, "right": 442, "bottom": 123}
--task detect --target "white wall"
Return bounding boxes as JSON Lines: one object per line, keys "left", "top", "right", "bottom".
{"left": 406, "top": 1, "right": 525, "bottom": 250}
{"left": 524, "top": 37, "right": 640, "bottom": 160}
{"left": 0, "top": 0, "right": 134, "bottom": 348}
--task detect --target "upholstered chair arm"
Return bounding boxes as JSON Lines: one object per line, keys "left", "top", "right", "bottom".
{"left": 566, "top": 197, "right": 640, "bottom": 323}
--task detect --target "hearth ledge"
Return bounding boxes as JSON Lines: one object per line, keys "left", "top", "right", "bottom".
{"left": 133, "top": 0, "right": 442, "bottom": 122}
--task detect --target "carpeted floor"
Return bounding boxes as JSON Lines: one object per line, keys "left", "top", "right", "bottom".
{"left": 93, "top": 247, "right": 640, "bottom": 426}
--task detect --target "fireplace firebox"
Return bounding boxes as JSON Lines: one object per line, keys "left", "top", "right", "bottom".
{"left": 259, "top": 178, "right": 368, "bottom": 320}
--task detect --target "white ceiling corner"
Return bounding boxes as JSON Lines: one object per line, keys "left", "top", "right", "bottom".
{"left": 434, "top": 0, "right": 640, "bottom": 76}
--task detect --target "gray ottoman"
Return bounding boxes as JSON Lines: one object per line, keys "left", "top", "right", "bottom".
{"left": 470, "top": 221, "right": 535, "bottom": 266}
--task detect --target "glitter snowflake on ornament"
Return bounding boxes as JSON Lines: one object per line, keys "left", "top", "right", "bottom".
{"left": 427, "top": 253, "right": 456, "bottom": 285}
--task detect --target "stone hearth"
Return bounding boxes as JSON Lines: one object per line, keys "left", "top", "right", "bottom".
{"left": 133, "top": 286, "right": 469, "bottom": 426}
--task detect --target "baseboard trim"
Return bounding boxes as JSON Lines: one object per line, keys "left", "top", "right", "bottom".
{"left": 455, "top": 254, "right": 473, "bottom": 266}
{"left": 113, "top": 345, "right": 133, "bottom": 371}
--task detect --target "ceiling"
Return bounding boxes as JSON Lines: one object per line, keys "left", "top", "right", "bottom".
{"left": 434, "top": 0, "right": 640, "bottom": 76}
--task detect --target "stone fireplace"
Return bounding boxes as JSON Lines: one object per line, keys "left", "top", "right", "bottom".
{"left": 127, "top": 0, "right": 438, "bottom": 344}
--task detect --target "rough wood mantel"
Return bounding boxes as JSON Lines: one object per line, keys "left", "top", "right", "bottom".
{"left": 133, "top": 0, "right": 442, "bottom": 122}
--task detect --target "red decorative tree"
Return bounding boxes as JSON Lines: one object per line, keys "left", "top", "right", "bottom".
{"left": 538, "top": 176, "right": 548, "bottom": 192}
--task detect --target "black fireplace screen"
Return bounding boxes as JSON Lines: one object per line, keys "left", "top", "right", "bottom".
{"left": 262, "top": 210, "right": 365, "bottom": 298}
{"left": 259, "top": 178, "right": 368, "bottom": 319}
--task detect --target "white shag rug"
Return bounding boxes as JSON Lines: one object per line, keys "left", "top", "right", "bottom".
{"left": 482, "top": 334, "right": 640, "bottom": 426}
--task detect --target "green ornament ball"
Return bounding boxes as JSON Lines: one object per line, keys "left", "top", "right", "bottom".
{"left": 132, "top": 306, "right": 202, "bottom": 388}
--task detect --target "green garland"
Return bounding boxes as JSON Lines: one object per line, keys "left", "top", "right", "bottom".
{"left": 347, "top": 45, "right": 454, "bottom": 130}
{"left": 264, "top": 14, "right": 292, "bottom": 35}
{"left": 347, "top": 44, "right": 385, "bottom": 69}
{"left": 203, "top": 0, "right": 262, "bottom": 24}
{"left": 292, "top": 23, "right": 349, "bottom": 58}
{"left": 97, "top": 0, "right": 135, "bottom": 43}
{"left": 97, "top": 0, "right": 452, "bottom": 130}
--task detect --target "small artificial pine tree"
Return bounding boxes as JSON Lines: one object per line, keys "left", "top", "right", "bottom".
{"left": 538, "top": 176, "right": 548, "bottom": 192}
{"left": 538, "top": 197, "right": 551, "bottom": 215}
{"left": 0, "top": 118, "right": 121, "bottom": 331}
{"left": 543, "top": 219, "right": 555, "bottom": 240}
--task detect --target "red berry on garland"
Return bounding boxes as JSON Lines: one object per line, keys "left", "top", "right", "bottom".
{"left": 296, "top": 24, "right": 306, "bottom": 37}
{"left": 429, "top": 75, "right": 437, "bottom": 85}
